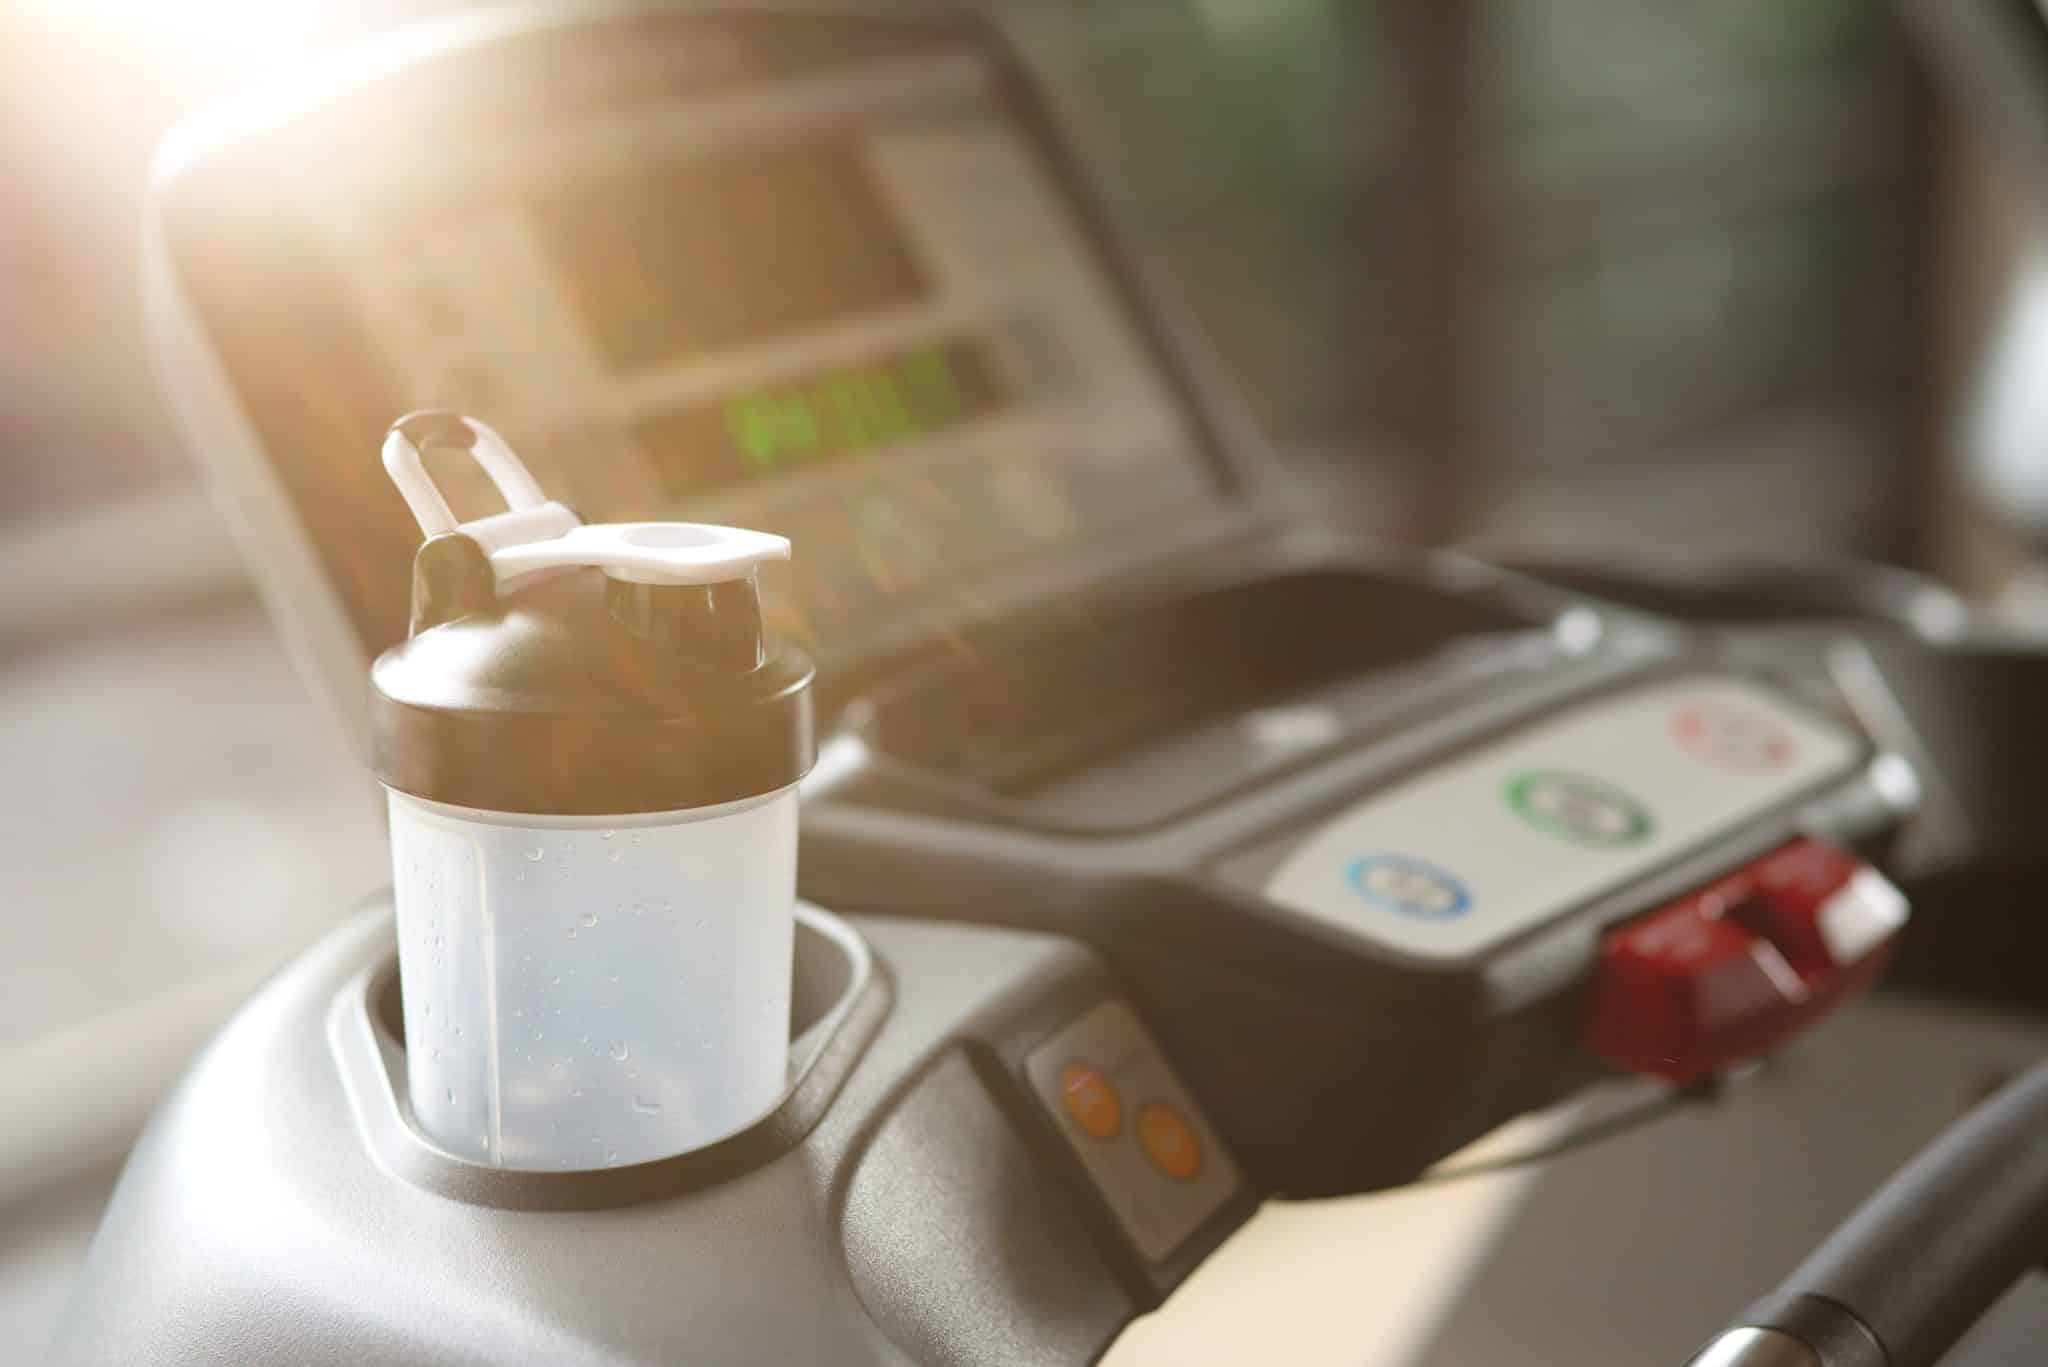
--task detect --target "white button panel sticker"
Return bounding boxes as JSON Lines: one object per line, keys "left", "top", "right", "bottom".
{"left": 1262, "top": 675, "right": 1865, "bottom": 964}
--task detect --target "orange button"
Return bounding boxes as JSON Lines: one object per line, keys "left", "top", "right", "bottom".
{"left": 1059, "top": 1061, "right": 1123, "bottom": 1140}
{"left": 1136, "top": 1101, "right": 1203, "bottom": 1181}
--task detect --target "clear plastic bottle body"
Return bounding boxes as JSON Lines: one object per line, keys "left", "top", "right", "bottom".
{"left": 387, "top": 785, "right": 796, "bottom": 1169}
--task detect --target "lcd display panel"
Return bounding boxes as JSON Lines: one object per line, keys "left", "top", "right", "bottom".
{"left": 163, "top": 15, "right": 1232, "bottom": 663}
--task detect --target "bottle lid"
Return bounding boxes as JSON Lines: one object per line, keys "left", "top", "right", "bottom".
{"left": 369, "top": 412, "right": 815, "bottom": 816}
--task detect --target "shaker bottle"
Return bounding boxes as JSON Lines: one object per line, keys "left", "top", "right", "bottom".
{"left": 369, "top": 412, "right": 814, "bottom": 1170}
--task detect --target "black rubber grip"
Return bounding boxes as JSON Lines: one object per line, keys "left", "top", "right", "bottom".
{"left": 1748, "top": 1057, "right": 2048, "bottom": 1367}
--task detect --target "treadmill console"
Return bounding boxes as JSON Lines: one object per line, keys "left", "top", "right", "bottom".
{"left": 804, "top": 551, "right": 1916, "bottom": 1194}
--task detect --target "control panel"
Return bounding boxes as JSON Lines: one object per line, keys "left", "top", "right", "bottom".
{"left": 1259, "top": 673, "right": 1866, "bottom": 964}
{"left": 807, "top": 596, "right": 1919, "bottom": 1198}
{"left": 1025, "top": 999, "right": 1241, "bottom": 1263}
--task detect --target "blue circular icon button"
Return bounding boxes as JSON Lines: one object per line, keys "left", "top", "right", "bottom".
{"left": 1346, "top": 854, "right": 1471, "bottom": 920}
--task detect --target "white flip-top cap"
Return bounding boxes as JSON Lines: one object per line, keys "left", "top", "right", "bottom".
{"left": 488, "top": 521, "right": 789, "bottom": 588}
{"left": 371, "top": 411, "right": 816, "bottom": 818}
{"left": 381, "top": 413, "right": 788, "bottom": 590}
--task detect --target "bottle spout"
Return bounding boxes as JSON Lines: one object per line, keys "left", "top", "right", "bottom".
{"left": 381, "top": 411, "right": 789, "bottom": 592}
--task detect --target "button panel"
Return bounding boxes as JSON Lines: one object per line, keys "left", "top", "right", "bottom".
{"left": 1025, "top": 1000, "right": 1240, "bottom": 1263}
{"left": 1262, "top": 674, "right": 1865, "bottom": 963}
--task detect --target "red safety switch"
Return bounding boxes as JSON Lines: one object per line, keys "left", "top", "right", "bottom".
{"left": 1583, "top": 838, "right": 1907, "bottom": 1082}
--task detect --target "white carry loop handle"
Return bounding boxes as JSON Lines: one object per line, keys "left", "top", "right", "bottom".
{"left": 381, "top": 412, "right": 789, "bottom": 589}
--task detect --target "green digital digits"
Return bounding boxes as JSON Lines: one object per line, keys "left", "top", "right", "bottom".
{"left": 865, "top": 367, "right": 914, "bottom": 444}
{"left": 730, "top": 392, "right": 820, "bottom": 472}
{"left": 723, "top": 344, "right": 966, "bottom": 475}
{"left": 900, "top": 345, "right": 958, "bottom": 418}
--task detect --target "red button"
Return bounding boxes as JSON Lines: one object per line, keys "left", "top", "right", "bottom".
{"left": 1583, "top": 889, "right": 1807, "bottom": 1082}
{"left": 1583, "top": 839, "right": 1907, "bottom": 1083}
{"left": 1671, "top": 700, "right": 1798, "bottom": 773}
{"left": 1736, "top": 838, "right": 1862, "bottom": 974}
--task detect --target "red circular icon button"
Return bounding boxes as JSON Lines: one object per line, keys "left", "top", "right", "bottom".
{"left": 1672, "top": 701, "right": 1796, "bottom": 773}
{"left": 1136, "top": 1101, "right": 1203, "bottom": 1182}
{"left": 1059, "top": 1062, "right": 1123, "bottom": 1140}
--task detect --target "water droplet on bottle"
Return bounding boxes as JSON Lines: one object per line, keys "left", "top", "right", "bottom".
{"left": 579, "top": 911, "right": 598, "bottom": 928}
{"left": 607, "top": 974, "right": 620, "bottom": 984}
{"left": 572, "top": 1088, "right": 583, "bottom": 1098}
{"left": 422, "top": 1003, "right": 432, "bottom": 1019}
{"left": 605, "top": 1150, "right": 619, "bottom": 1165}
{"left": 630, "top": 832, "right": 643, "bottom": 846}
{"left": 550, "top": 975, "right": 562, "bottom": 986}
{"left": 430, "top": 1048, "right": 441, "bottom": 1062}
{"left": 590, "top": 1134, "right": 602, "bottom": 1146}
{"left": 525, "top": 847, "right": 544, "bottom": 862}
{"left": 445, "top": 1088, "right": 456, "bottom": 1106}
{"left": 632, "top": 1095, "right": 662, "bottom": 1116}
{"left": 565, "top": 927, "right": 578, "bottom": 939}
{"left": 609, "top": 1040, "right": 629, "bottom": 1061}
{"left": 600, "top": 830, "right": 615, "bottom": 841}
{"left": 607, "top": 849, "right": 622, "bottom": 863}
{"left": 577, "top": 1033, "right": 589, "bottom": 1045}
{"left": 511, "top": 1007, "right": 522, "bottom": 1018}
{"left": 626, "top": 1067, "right": 639, "bottom": 1079}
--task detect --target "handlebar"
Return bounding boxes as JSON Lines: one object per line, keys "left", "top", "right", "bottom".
{"left": 1689, "top": 1057, "right": 2048, "bottom": 1366}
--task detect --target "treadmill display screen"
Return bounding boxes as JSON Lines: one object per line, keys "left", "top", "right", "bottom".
{"left": 528, "top": 141, "right": 931, "bottom": 370}
{"left": 163, "top": 17, "right": 1228, "bottom": 663}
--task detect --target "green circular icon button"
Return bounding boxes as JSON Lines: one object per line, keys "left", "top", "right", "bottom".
{"left": 1504, "top": 769, "right": 1653, "bottom": 847}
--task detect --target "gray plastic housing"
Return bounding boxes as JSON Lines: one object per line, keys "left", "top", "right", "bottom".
{"left": 51, "top": 901, "right": 1248, "bottom": 1366}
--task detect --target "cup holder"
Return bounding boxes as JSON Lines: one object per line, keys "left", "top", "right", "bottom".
{"left": 330, "top": 900, "right": 888, "bottom": 1210}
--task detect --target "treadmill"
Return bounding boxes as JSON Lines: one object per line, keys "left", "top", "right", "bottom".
{"left": 52, "top": 7, "right": 1990, "bottom": 1364}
